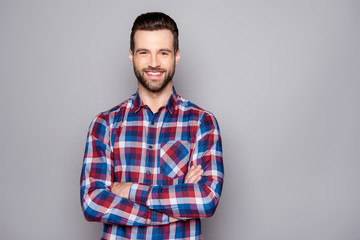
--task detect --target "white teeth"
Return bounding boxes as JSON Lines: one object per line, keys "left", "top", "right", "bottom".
{"left": 147, "top": 72, "right": 162, "bottom": 75}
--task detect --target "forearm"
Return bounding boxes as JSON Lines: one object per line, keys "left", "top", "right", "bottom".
{"left": 129, "top": 179, "right": 223, "bottom": 219}
{"left": 111, "top": 165, "right": 209, "bottom": 220}
{"left": 81, "top": 182, "right": 170, "bottom": 226}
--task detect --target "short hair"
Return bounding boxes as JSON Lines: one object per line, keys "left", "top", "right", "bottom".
{"left": 130, "top": 12, "right": 179, "bottom": 53}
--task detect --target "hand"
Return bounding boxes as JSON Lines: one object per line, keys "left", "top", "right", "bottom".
{"left": 111, "top": 182, "right": 132, "bottom": 199}
{"left": 184, "top": 165, "right": 204, "bottom": 184}
{"left": 169, "top": 216, "right": 180, "bottom": 223}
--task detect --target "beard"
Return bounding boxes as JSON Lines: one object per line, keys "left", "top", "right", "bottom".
{"left": 133, "top": 63, "right": 176, "bottom": 93}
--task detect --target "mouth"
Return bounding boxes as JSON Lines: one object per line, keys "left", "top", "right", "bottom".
{"left": 144, "top": 70, "right": 165, "bottom": 78}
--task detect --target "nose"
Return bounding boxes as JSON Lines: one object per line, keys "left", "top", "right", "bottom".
{"left": 148, "top": 54, "right": 160, "bottom": 68}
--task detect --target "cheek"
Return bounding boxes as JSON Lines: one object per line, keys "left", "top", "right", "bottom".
{"left": 134, "top": 59, "right": 146, "bottom": 68}
{"left": 163, "top": 59, "right": 176, "bottom": 69}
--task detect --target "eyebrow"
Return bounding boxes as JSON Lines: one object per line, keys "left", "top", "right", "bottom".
{"left": 159, "top": 48, "right": 172, "bottom": 53}
{"left": 135, "top": 48, "right": 173, "bottom": 53}
{"left": 135, "top": 49, "right": 148, "bottom": 53}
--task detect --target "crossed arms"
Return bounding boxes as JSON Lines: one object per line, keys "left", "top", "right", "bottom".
{"left": 111, "top": 165, "right": 204, "bottom": 223}
{"left": 80, "top": 113, "right": 224, "bottom": 226}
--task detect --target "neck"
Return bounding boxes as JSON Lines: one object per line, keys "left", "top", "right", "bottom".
{"left": 138, "top": 82, "right": 173, "bottom": 113}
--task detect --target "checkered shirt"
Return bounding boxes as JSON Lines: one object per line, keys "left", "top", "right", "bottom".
{"left": 80, "top": 89, "right": 224, "bottom": 239}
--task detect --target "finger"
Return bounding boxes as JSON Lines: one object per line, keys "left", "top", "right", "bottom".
{"left": 190, "top": 167, "right": 203, "bottom": 178}
{"left": 185, "top": 173, "right": 194, "bottom": 183}
{"left": 185, "top": 166, "right": 201, "bottom": 183}
{"left": 186, "top": 169, "right": 204, "bottom": 183}
{"left": 192, "top": 169, "right": 204, "bottom": 182}
{"left": 191, "top": 165, "right": 202, "bottom": 174}
{"left": 189, "top": 165, "right": 202, "bottom": 175}
{"left": 184, "top": 165, "right": 197, "bottom": 183}
{"left": 193, "top": 165, "right": 201, "bottom": 171}
{"left": 186, "top": 174, "right": 202, "bottom": 184}
{"left": 185, "top": 165, "right": 204, "bottom": 183}
{"left": 195, "top": 175, "right": 202, "bottom": 183}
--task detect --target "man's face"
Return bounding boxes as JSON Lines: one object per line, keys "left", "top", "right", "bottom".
{"left": 130, "top": 30, "right": 180, "bottom": 93}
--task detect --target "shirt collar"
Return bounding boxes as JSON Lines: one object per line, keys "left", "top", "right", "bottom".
{"left": 132, "top": 91, "right": 143, "bottom": 113}
{"left": 166, "top": 88, "right": 177, "bottom": 115}
{"left": 132, "top": 87, "right": 178, "bottom": 115}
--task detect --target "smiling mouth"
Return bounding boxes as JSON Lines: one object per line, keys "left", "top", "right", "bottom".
{"left": 144, "top": 70, "right": 165, "bottom": 78}
{"left": 146, "top": 71, "right": 163, "bottom": 76}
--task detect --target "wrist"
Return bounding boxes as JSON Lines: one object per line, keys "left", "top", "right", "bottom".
{"left": 129, "top": 183, "right": 151, "bottom": 205}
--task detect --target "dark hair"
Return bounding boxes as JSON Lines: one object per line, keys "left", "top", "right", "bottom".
{"left": 130, "top": 12, "right": 179, "bottom": 53}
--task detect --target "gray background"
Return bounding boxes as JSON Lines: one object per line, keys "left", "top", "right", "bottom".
{"left": 1, "top": 0, "right": 359, "bottom": 239}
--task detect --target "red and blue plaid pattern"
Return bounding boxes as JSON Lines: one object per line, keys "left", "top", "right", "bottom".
{"left": 80, "top": 89, "right": 224, "bottom": 239}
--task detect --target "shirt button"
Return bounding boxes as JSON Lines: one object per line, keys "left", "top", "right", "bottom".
{"left": 151, "top": 121, "right": 155, "bottom": 125}
{"left": 146, "top": 169, "right": 151, "bottom": 174}
{"left": 148, "top": 145, "right": 153, "bottom": 150}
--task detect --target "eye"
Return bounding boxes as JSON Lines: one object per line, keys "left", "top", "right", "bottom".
{"left": 139, "top": 51, "right": 147, "bottom": 55}
{"left": 160, "top": 52, "right": 169, "bottom": 56}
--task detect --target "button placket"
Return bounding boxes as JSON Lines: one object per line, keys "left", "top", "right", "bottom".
{"left": 144, "top": 110, "right": 159, "bottom": 183}
{"left": 150, "top": 114, "right": 157, "bottom": 126}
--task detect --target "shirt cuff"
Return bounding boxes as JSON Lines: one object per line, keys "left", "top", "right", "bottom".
{"left": 129, "top": 183, "right": 151, "bottom": 205}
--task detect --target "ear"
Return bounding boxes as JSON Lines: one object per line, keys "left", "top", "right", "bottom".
{"left": 175, "top": 49, "right": 180, "bottom": 66}
{"left": 129, "top": 49, "right": 134, "bottom": 64}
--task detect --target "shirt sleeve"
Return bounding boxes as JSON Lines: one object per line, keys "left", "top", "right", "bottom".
{"left": 80, "top": 114, "right": 170, "bottom": 226}
{"left": 128, "top": 113, "right": 224, "bottom": 219}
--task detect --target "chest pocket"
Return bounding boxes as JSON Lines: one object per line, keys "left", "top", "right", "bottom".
{"left": 160, "top": 140, "right": 191, "bottom": 178}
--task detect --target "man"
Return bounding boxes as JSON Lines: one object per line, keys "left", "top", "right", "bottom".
{"left": 80, "top": 12, "right": 224, "bottom": 239}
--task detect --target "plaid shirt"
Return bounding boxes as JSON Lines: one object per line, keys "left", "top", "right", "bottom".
{"left": 80, "top": 89, "right": 224, "bottom": 239}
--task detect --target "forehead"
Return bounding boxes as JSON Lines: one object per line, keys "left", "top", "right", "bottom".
{"left": 133, "top": 30, "right": 174, "bottom": 51}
